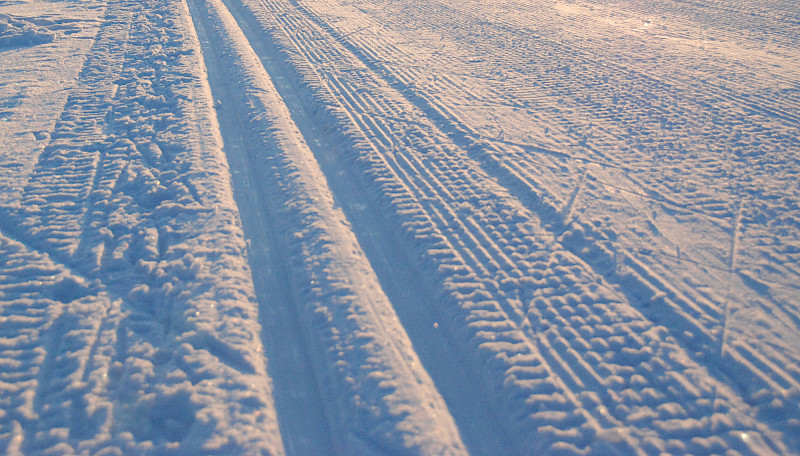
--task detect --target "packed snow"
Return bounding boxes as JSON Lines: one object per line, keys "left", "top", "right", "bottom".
{"left": 1, "top": 0, "right": 798, "bottom": 454}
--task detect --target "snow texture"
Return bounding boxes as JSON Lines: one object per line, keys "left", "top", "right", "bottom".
{"left": 0, "top": 0, "right": 798, "bottom": 454}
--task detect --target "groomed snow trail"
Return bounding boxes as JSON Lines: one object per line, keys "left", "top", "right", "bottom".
{"left": 1, "top": 0, "right": 799, "bottom": 455}
{"left": 186, "top": 0, "right": 466, "bottom": 453}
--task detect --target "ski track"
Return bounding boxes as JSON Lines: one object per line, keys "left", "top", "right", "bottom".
{"left": 186, "top": 0, "right": 465, "bottom": 454}
{"left": 1, "top": 0, "right": 798, "bottom": 454}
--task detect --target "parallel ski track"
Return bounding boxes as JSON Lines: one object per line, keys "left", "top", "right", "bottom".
{"left": 188, "top": 0, "right": 468, "bottom": 454}
{"left": 232, "top": 0, "right": 792, "bottom": 453}
{"left": 185, "top": 1, "right": 332, "bottom": 453}
{"left": 293, "top": 0, "right": 800, "bottom": 442}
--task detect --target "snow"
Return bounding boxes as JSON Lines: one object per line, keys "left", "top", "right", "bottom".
{"left": 1, "top": 0, "right": 798, "bottom": 454}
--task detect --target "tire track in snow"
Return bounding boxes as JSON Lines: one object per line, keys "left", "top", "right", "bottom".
{"left": 187, "top": 0, "right": 467, "bottom": 454}
{"left": 323, "top": 0, "right": 800, "bottom": 303}
{"left": 0, "top": 233, "right": 98, "bottom": 454}
{"left": 229, "top": 0, "right": 794, "bottom": 453}
{"left": 291, "top": 1, "right": 800, "bottom": 448}
{"left": 436, "top": 1, "right": 800, "bottom": 426}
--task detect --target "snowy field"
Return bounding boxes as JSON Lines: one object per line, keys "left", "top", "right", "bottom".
{"left": 1, "top": 0, "right": 798, "bottom": 454}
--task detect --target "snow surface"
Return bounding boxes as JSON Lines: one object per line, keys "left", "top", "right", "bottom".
{"left": 0, "top": 0, "right": 798, "bottom": 454}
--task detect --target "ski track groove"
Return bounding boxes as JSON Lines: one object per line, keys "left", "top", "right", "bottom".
{"left": 190, "top": 0, "right": 468, "bottom": 453}
{"left": 185, "top": 0, "right": 332, "bottom": 453}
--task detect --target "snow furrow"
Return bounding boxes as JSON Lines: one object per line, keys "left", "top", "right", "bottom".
{"left": 188, "top": 0, "right": 467, "bottom": 453}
